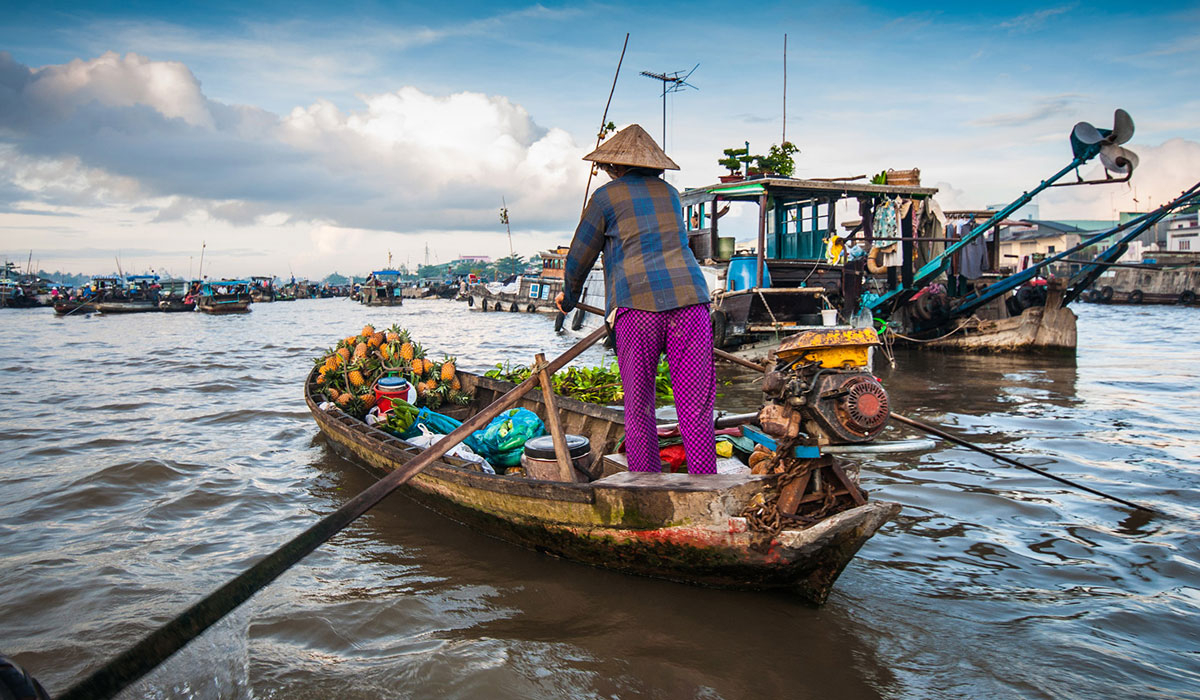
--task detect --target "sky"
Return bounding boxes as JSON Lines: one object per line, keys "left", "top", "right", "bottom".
{"left": 1, "top": 1, "right": 1198, "bottom": 279}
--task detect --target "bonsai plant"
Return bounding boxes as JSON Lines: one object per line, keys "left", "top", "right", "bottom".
{"left": 753, "top": 141, "right": 799, "bottom": 177}
{"left": 718, "top": 146, "right": 750, "bottom": 182}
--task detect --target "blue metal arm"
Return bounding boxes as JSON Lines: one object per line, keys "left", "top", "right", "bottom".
{"left": 866, "top": 148, "right": 1099, "bottom": 313}
{"left": 949, "top": 183, "right": 1200, "bottom": 314}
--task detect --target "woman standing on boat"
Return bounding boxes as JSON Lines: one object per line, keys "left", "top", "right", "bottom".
{"left": 556, "top": 124, "right": 716, "bottom": 475}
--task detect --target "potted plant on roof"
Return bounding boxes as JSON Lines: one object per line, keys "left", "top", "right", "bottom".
{"left": 718, "top": 146, "right": 750, "bottom": 183}
{"left": 753, "top": 141, "right": 799, "bottom": 178}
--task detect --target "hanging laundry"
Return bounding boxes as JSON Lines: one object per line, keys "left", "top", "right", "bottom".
{"left": 959, "top": 225, "right": 991, "bottom": 279}
{"left": 917, "top": 198, "right": 946, "bottom": 267}
{"left": 875, "top": 198, "right": 899, "bottom": 243}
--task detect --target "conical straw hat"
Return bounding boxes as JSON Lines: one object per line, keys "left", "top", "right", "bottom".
{"left": 582, "top": 124, "right": 679, "bottom": 170}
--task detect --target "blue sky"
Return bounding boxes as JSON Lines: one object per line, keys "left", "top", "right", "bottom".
{"left": 2, "top": 1, "right": 1197, "bottom": 277}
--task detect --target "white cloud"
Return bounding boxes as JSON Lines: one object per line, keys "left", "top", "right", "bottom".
{"left": 1039, "top": 138, "right": 1200, "bottom": 218}
{"left": 0, "top": 51, "right": 586, "bottom": 235}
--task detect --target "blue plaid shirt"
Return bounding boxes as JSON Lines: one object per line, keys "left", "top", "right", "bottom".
{"left": 561, "top": 173, "right": 709, "bottom": 315}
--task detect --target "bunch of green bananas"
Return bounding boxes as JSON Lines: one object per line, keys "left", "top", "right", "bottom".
{"left": 384, "top": 399, "right": 420, "bottom": 433}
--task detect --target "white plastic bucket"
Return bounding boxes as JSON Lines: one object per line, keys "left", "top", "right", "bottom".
{"left": 820, "top": 309, "right": 838, "bottom": 326}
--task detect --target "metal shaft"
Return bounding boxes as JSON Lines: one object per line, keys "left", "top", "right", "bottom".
{"left": 889, "top": 413, "right": 1158, "bottom": 514}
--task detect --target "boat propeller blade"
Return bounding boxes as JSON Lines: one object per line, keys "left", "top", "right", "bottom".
{"left": 1099, "top": 144, "right": 1139, "bottom": 175}
{"left": 1110, "top": 108, "right": 1135, "bottom": 145}
{"left": 1072, "top": 121, "right": 1105, "bottom": 146}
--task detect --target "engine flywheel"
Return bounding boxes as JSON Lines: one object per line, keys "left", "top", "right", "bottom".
{"left": 840, "top": 377, "right": 890, "bottom": 433}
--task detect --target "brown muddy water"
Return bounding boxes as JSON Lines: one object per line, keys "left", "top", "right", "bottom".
{"left": 1, "top": 298, "right": 1197, "bottom": 699}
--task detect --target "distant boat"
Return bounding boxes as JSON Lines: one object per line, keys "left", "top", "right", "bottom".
{"left": 360, "top": 269, "right": 403, "bottom": 306}
{"left": 196, "top": 280, "right": 253, "bottom": 314}
{"left": 97, "top": 274, "right": 162, "bottom": 314}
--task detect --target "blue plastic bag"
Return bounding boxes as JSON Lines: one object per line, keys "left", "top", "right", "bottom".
{"left": 470, "top": 408, "right": 545, "bottom": 467}
{"left": 414, "top": 408, "right": 484, "bottom": 455}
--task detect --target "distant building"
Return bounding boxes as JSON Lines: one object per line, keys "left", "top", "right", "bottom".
{"left": 997, "top": 219, "right": 1114, "bottom": 276}
{"left": 455, "top": 255, "right": 492, "bottom": 264}
{"left": 1165, "top": 209, "right": 1199, "bottom": 252}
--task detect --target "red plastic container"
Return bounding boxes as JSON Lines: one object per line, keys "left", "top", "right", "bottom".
{"left": 375, "top": 377, "right": 415, "bottom": 413}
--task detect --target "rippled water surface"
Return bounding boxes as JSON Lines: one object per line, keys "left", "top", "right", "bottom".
{"left": 1, "top": 299, "right": 1197, "bottom": 699}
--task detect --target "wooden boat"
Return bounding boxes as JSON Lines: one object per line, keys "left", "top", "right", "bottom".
{"left": 196, "top": 280, "right": 252, "bottom": 313}
{"left": 96, "top": 300, "right": 159, "bottom": 314}
{"left": 361, "top": 269, "right": 403, "bottom": 306}
{"left": 53, "top": 300, "right": 97, "bottom": 315}
{"left": 891, "top": 278, "right": 1076, "bottom": 352}
{"left": 305, "top": 368, "right": 899, "bottom": 603}
{"left": 250, "top": 276, "right": 277, "bottom": 303}
{"left": 95, "top": 274, "right": 164, "bottom": 314}
{"left": 156, "top": 279, "right": 196, "bottom": 312}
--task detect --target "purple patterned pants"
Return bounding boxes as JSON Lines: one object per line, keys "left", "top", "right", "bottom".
{"left": 613, "top": 304, "right": 716, "bottom": 474}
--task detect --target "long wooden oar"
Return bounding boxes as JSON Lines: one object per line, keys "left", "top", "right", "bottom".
{"left": 889, "top": 413, "right": 1159, "bottom": 514}
{"left": 58, "top": 324, "right": 608, "bottom": 700}
{"left": 696, "top": 337, "right": 1159, "bottom": 515}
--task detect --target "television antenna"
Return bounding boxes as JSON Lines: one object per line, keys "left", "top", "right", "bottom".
{"left": 639, "top": 64, "right": 698, "bottom": 152}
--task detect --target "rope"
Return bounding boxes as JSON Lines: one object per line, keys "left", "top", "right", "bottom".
{"left": 885, "top": 316, "right": 978, "bottom": 343}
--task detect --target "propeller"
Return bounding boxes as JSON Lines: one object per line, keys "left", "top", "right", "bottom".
{"left": 1099, "top": 144, "right": 1139, "bottom": 176}
{"left": 1069, "top": 108, "right": 1137, "bottom": 176}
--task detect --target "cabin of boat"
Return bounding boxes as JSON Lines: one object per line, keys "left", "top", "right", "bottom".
{"left": 197, "top": 280, "right": 253, "bottom": 313}
{"left": 96, "top": 274, "right": 162, "bottom": 313}
{"left": 305, "top": 367, "right": 898, "bottom": 603}
{"left": 250, "top": 276, "right": 277, "bottom": 303}
{"left": 468, "top": 247, "right": 568, "bottom": 314}
{"left": 152, "top": 278, "right": 195, "bottom": 312}
{"left": 361, "top": 270, "right": 403, "bottom": 306}
{"left": 680, "top": 177, "right": 937, "bottom": 348}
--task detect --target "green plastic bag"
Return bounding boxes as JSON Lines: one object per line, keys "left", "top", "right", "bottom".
{"left": 470, "top": 408, "right": 545, "bottom": 467}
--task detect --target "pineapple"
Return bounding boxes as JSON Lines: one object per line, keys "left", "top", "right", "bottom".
{"left": 380, "top": 343, "right": 392, "bottom": 361}
{"left": 335, "top": 392, "right": 351, "bottom": 406}
{"left": 349, "top": 369, "right": 365, "bottom": 387}
{"left": 399, "top": 341, "right": 414, "bottom": 362}
{"left": 440, "top": 357, "right": 457, "bottom": 382}
{"left": 335, "top": 347, "right": 350, "bottom": 365}
{"left": 451, "top": 375, "right": 461, "bottom": 391}
{"left": 317, "top": 373, "right": 327, "bottom": 384}
{"left": 353, "top": 342, "right": 369, "bottom": 361}
{"left": 369, "top": 331, "right": 385, "bottom": 348}
{"left": 362, "top": 324, "right": 376, "bottom": 337}
{"left": 360, "top": 393, "right": 377, "bottom": 410}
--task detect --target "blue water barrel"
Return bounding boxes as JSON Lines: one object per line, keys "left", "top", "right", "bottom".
{"left": 726, "top": 256, "right": 772, "bottom": 291}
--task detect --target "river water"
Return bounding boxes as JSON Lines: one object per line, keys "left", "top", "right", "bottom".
{"left": 1, "top": 299, "right": 1197, "bottom": 699}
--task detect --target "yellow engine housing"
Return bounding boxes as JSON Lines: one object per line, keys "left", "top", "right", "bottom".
{"left": 774, "top": 327, "right": 879, "bottom": 369}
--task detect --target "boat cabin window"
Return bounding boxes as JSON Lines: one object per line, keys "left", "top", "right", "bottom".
{"left": 769, "top": 200, "right": 833, "bottom": 260}
{"left": 529, "top": 282, "right": 540, "bottom": 298}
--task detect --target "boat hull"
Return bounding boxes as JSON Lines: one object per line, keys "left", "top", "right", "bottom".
{"left": 54, "top": 302, "right": 97, "bottom": 315}
{"left": 198, "top": 302, "right": 251, "bottom": 313}
{"left": 96, "top": 301, "right": 159, "bottom": 314}
{"left": 305, "top": 370, "right": 897, "bottom": 603}
{"left": 913, "top": 303, "right": 1077, "bottom": 352}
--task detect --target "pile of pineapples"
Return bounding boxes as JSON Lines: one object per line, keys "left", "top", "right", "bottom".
{"left": 313, "top": 323, "right": 471, "bottom": 418}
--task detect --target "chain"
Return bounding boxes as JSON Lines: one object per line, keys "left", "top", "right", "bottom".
{"left": 740, "top": 441, "right": 852, "bottom": 550}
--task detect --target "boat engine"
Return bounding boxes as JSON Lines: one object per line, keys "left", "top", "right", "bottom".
{"left": 757, "top": 328, "right": 889, "bottom": 445}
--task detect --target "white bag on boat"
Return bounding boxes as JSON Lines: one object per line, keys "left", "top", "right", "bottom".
{"left": 406, "top": 424, "right": 495, "bottom": 474}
